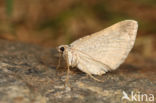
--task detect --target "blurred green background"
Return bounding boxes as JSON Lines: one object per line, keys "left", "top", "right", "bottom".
{"left": 0, "top": 0, "right": 156, "bottom": 58}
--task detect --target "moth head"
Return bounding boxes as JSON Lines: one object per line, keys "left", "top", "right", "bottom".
{"left": 57, "top": 45, "right": 69, "bottom": 54}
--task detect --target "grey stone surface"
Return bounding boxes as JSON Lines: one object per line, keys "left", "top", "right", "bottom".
{"left": 0, "top": 40, "right": 155, "bottom": 103}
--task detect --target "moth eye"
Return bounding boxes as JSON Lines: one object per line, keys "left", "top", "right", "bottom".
{"left": 60, "top": 47, "right": 65, "bottom": 52}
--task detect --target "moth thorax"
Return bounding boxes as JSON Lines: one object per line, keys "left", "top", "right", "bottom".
{"left": 67, "top": 50, "right": 77, "bottom": 67}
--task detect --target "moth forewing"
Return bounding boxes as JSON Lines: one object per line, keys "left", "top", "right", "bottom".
{"left": 73, "top": 50, "right": 111, "bottom": 75}
{"left": 70, "top": 20, "right": 138, "bottom": 71}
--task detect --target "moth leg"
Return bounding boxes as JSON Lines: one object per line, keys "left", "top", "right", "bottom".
{"left": 56, "top": 53, "right": 62, "bottom": 70}
{"left": 56, "top": 53, "right": 63, "bottom": 77}
{"left": 81, "top": 65, "right": 104, "bottom": 82}
{"left": 79, "top": 74, "right": 89, "bottom": 81}
{"left": 64, "top": 53, "right": 71, "bottom": 87}
{"left": 86, "top": 74, "right": 89, "bottom": 78}
{"left": 86, "top": 72, "right": 104, "bottom": 82}
{"left": 65, "top": 63, "right": 70, "bottom": 86}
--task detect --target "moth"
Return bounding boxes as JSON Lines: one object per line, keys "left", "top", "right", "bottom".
{"left": 57, "top": 20, "right": 138, "bottom": 81}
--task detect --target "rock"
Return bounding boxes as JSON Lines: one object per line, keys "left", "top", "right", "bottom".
{"left": 0, "top": 40, "right": 155, "bottom": 103}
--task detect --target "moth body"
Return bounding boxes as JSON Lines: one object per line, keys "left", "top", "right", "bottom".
{"left": 57, "top": 20, "right": 138, "bottom": 76}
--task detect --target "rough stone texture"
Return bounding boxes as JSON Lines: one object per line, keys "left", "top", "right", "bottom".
{"left": 0, "top": 40, "right": 155, "bottom": 103}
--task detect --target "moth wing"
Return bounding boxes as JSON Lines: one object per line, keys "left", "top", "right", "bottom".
{"left": 70, "top": 20, "right": 138, "bottom": 70}
{"left": 74, "top": 50, "right": 111, "bottom": 75}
